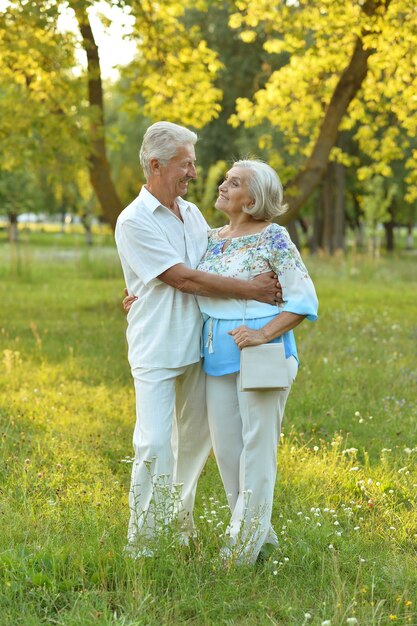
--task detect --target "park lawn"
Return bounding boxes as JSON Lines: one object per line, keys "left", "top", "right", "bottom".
{"left": 0, "top": 240, "right": 416, "bottom": 626}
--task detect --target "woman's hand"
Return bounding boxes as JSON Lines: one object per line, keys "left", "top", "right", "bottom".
{"left": 122, "top": 287, "right": 138, "bottom": 313}
{"left": 228, "top": 325, "right": 268, "bottom": 349}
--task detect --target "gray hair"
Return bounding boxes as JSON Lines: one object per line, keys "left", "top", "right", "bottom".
{"left": 139, "top": 121, "right": 198, "bottom": 178}
{"left": 233, "top": 159, "right": 288, "bottom": 220}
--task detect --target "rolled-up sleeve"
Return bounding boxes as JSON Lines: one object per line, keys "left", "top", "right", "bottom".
{"left": 266, "top": 225, "right": 318, "bottom": 321}
{"left": 116, "top": 218, "right": 183, "bottom": 286}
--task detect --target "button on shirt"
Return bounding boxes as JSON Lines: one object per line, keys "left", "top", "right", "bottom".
{"left": 115, "top": 186, "right": 209, "bottom": 369}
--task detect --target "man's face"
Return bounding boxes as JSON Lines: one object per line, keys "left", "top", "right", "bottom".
{"left": 159, "top": 143, "right": 197, "bottom": 199}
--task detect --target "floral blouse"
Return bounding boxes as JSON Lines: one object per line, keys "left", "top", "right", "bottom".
{"left": 196, "top": 223, "right": 318, "bottom": 376}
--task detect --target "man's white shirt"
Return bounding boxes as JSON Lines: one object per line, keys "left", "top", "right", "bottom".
{"left": 115, "top": 186, "right": 209, "bottom": 369}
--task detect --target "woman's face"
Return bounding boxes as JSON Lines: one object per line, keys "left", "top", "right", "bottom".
{"left": 215, "top": 166, "right": 253, "bottom": 217}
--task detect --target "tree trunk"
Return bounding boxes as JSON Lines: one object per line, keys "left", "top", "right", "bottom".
{"left": 322, "top": 163, "right": 334, "bottom": 254}
{"left": 333, "top": 160, "right": 346, "bottom": 253}
{"left": 406, "top": 223, "right": 414, "bottom": 250}
{"left": 71, "top": 2, "right": 123, "bottom": 230}
{"left": 310, "top": 196, "right": 323, "bottom": 253}
{"left": 7, "top": 211, "right": 18, "bottom": 243}
{"left": 384, "top": 216, "right": 395, "bottom": 252}
{"left": 279, "top": 0, "right": 391, "bottom": 226}
{"left": 286, "top": 220, "right": 300, "bottom": 249}
{"left": 313, "top": 159, "right": 345, "bottom": 255}
{"left": 81, "top": 213, "right": 93, "bottom": 246}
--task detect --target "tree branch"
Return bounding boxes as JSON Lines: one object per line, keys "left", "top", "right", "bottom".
{"left": 280, "top": 0, "right": 392, "bottom": 225}
{"left": 70, "top": 1, "right": 122, "bottom": 229}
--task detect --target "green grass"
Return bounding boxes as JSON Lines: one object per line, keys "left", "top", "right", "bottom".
{"left": 0, "top": 238, "right": 416, "bottom": 625}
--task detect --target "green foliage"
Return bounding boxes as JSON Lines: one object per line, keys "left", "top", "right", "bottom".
{"left": 120, "top": 0, "right": 223, "bottom": 128}
{"left": 0, "top": 170, "right": 37, "bottom": 216}
{"left": 360, "top": 175, "right": 397, "bottom": 227}
{"left": 0, "top": 1, "right": 89, "bottom": 178}
{"left": 0, "top": 239, "right": 416, "bottom": 624}
{"left": 182, "top": 1, "right": 288, "bottom": 169}
{"left": 1, "top": 0, "right": 417, "bottom": 237}
{"left": 103, "top": 88, "right": 148, "bottom": 208}
{"left": 199, "top": 160, "right": 228, "bottom": 228}
{"left": 227, "top": 0, "right": 417, "bottom": 203}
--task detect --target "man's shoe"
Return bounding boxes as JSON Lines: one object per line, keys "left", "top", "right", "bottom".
{"left": 257, "top": 542, "right": 278, "bottom": 563}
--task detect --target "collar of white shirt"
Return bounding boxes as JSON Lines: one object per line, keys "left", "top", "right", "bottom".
{"left": 140, "top": 185, "right": 191, "bottom": 215}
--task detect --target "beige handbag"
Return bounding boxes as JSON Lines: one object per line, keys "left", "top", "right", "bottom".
{"left": 240, "top": 343, "right": 290, "bottom": 391}
{"left": 239, "top": 229, "right": 290, "bottom": 392}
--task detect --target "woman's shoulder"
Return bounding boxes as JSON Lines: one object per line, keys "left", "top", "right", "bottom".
{"left": 263, "top": 222, "right": 292, "bottom": 244}
{"left": 264, "top": 222, "right": 286, "bottom": 234}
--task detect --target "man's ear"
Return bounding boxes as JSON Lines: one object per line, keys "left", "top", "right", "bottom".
{"left": 149, "top": 158, "right": 160, "bottom": 174}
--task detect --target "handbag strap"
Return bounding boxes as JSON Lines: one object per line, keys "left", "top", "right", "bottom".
{"left": 242, "top": 228, "right": 267, "bottom": 326}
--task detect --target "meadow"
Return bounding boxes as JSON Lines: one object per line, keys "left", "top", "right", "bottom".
{"left": 0, "top": 235, "right": 416, "bottom": 626}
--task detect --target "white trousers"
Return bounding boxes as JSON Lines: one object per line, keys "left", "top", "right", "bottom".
{"left": 128, "top": 360, "right": 211, "bottom": 545}
{"left": 206, "top": 357, "right": 298, "bottom": 563}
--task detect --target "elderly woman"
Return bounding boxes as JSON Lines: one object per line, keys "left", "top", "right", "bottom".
{"left": 196, "top": 159, "right": 318, "bottom": 564}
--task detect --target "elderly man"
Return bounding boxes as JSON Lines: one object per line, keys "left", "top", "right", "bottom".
{"left": 115, "top": 121, "right": 279, "bottom": 555}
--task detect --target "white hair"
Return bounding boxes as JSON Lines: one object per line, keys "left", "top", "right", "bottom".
{"left": 233, "top": 159, "right": 288, "bottom": 220}
{"left": 139, "top": 121, "right": 198, "bottom": 178}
